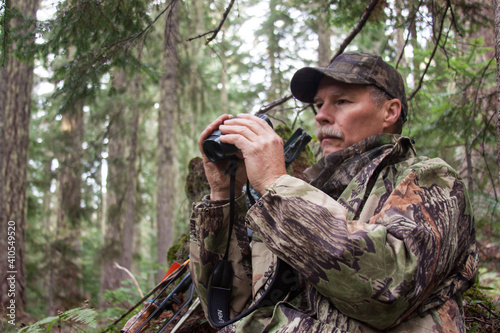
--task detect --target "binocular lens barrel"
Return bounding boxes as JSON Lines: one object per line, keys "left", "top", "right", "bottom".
{"left": 203, "top": 130, "right": 240, "bottom": 162}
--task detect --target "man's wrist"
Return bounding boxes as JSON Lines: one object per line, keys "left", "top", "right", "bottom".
{"left": 254, "top": 173, "right": 287, "bottom": 194}
{"left": 210, "top": 191, "right": 230, "bottom": 201}
{"left": 209, "top": 188, "right": 247, "bottom": 202}
{"left": 200, "top": 194, "right": 230, "bottom": 208}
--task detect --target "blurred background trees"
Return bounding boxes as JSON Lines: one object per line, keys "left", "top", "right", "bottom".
{"left": 0, "top": 0, "right": 498, "bottom": 329}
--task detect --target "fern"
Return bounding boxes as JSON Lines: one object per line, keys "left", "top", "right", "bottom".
{"left": 19, "top": 307, "right": 97, "bottom": 332}
{"left": 61, "top": 307, "right": 98, "bottom": 328}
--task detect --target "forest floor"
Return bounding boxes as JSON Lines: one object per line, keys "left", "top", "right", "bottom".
{"left": 463, "top": 232, "right": 500, "bottom": 332}
{"left": 477, "top": 234, "right": 500, "bottom": 306}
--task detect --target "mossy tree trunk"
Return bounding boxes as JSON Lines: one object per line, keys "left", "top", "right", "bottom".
{"left": 157, "top": 1, "right": 180, "bottom": 282}
{"left": 0, "top": 0, "right": 40, "bottom": 316}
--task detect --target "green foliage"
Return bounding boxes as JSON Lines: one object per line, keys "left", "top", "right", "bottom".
{"left": 0, "top": 0, "right": 11, "bottom": 66}
{"left": 34, "top": 0, "right": 157, "bottom": 110}
{"left": 19, "top": 307, "right": 98, "bottom": 333}
{"left": 1, "top": 0, "right": 40, "bottom": 64}
{"left": 478, "top": 267, "right": 500, "bottom": 306}
{"left": 406, "top": 37, "right": 498, "bottom": 227}
{"left": 100, "top": 284, "right": 138, "bottom": 318}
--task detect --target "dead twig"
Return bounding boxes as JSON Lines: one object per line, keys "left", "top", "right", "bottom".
{"left": 114, "top": 262, "right": 144, "bottom": 298}
{"left": 407, "top": 1, "right": 449, "bottom": 101}
{"left": 331, "top": 0, "right": 380, "bottom": 63}
{"left": 256, "top": 94, "right": 294, "bottom": 115}
{"left": 395, "top": 0, "right": 423, "bottom": 69}
{"left": 186, "top": 0, "right": 236, "bottom": 45}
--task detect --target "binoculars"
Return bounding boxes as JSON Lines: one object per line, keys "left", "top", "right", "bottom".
{"left": 203, "top": 115, "right": 273, "bottom": 162}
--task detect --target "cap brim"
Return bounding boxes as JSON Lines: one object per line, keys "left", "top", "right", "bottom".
{"left": 290, "top": 67, "right": 325, "bottom": 104}
{"left": 290, "top": 67, "right": 375, "bottom": 104}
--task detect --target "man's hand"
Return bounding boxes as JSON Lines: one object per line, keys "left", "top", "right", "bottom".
{"left": 198, "top": 114, "right": 247, "bottom": 201}
{"left": 218, "top": 114, "right": 287, "bottom": 194}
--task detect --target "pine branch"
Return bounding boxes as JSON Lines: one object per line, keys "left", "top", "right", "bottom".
{"left": 102, "top": 0, "right": 178, "bottom": 54}
{"left": 0, "top": 0, "right": 11, "bottom": 67}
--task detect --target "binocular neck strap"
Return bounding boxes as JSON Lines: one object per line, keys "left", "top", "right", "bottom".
{"left": 208, "top": 157, "right": 300, "bottom": 328}
{"left": 223, "top": 158, "right": 238, "bottom": 261}
{"left": 206, "top": 159, "right": 238, "bottom": 326}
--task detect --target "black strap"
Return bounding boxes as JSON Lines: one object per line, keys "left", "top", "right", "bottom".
{"left": 224, "top": 159, "right": 238, "bottom": 260}
{"left": 208, "top": 257, "right": 298, "bottom": 327}
{"left": 206, "top": 159, "right": 238, "bottom": 325}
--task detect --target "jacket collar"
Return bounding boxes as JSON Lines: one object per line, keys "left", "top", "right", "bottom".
{"left": 305, "top": 134, "right": 416, "bottom": 203}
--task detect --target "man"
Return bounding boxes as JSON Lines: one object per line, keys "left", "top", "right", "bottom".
{"left": 190, "top": 52, "right": 478, "bottom": 332}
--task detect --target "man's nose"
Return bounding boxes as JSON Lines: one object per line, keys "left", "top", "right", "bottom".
{"left": 315, "top": 105, "right": 333, "bottom": 125}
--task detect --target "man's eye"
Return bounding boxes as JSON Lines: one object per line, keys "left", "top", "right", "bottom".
{"left": 337, "top": 99, "right": 348, "bottom": 105}
{"left": 316, "top": 103, "right": 323, "bottom": 109}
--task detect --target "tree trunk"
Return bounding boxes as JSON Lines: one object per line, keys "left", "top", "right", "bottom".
{"left": 409, "top": 2, "right": 421, "bottom": 82}
{"left": 221, "top": 29, "right": 229, "bottom": 115}
{"left": 157, "top": 1, "right": 179, "bottom": 282}
{"left": 49, "top": 105, "right": 85, "bottom": 314}
{"left": 317, "top": 0, "right": 332, "bottom": 66}
{"left": 100, "top": 71, "right": 128, "bottom": 306}
{"left": 99, "top": 67, "right": 142, "bottom": 304}
{"left": 0, "top": 0, "right": 39, "bottom": 318}
{"left": 123, "top": 74, "right": 140, "bottom": 271}
{"left": 395, "top": 0, "right": 406, "bottom": 68}
{"left": 267, "top": 0, "right": 281, "bottom": 104}
{"left": 188, "top": 0, "right": 205, "bottom": 120}
{"left": 493, "top": 0, "right": 500, "bottom": 176}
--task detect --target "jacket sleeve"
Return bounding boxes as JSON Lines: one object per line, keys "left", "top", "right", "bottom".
{"left": 245, "top": 160, "right": 478, "bottom": 330}
{"left": 189, "top": 194, "right": 253, "bottom": 319}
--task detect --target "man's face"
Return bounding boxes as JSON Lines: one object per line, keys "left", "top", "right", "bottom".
{"left": 314, "top": 77, "right": 387, "bottom": 156}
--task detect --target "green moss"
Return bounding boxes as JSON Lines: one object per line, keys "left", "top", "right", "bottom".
{"left": 464, "top": 283, "right": 500, "bottom": 332}
{"left": 166, "top": 233, "right": 190, "bottom": 264}
{"left": 184, "top": 157, "right": 210, "bottom": 203}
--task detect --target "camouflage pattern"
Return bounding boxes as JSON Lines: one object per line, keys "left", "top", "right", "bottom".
{"left": 190, "top": 134, "right": 478, "bottom": 332}
{"left": 290, "top": 52, "right": 408, "bottom": 122}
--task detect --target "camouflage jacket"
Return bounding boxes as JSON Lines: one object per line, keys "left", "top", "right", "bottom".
{"left": 189, "top": 134, "right": 478, "bottom": 332}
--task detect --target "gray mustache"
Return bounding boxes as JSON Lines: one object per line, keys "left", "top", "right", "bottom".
{"left": 317, "top": 126, "right": 343, "bottom": 141}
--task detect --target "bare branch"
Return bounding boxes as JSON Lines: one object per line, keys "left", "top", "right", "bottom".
{"left": 330, "top": 0, "right": 380, "bottom": 63}
{"left": 407, "top": 1, "right": 450, "bottom": 101}
{"left": 291, "top": 103, "right": 316, "bottom": 129}
{"left": 447, "top": 0, "right": 463, "bottom": 37}
{"left": 104, "top": 0, "right": 178, "bottom": 52}
{"left": 114, "top": 262, "right": 144, "bottom": 298}
{"left": 256, "top": 94, "right": 294, "bottom": 115}
{"left": 396, "top": 0, "right": 423, "bottom": 69}
{"left": 186, "top": 0, "right": 236, "bottom": 45}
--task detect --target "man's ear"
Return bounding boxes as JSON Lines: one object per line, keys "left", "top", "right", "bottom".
{"left": 382, "top": 99, "right": 401, "bottom": 131}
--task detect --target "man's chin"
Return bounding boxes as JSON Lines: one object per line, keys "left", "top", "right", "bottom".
{"left": 321, "top": 144, "right": 342, "bottom": 156}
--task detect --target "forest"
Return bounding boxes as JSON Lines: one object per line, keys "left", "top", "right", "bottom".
{"left": 0, "top": 0, "right": 499, "bottom": 331}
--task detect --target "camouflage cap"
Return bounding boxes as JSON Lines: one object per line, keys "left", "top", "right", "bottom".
{"left": 290, "top": 52, "right": 408, "bottom": 122}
